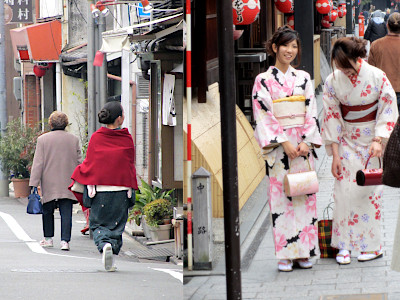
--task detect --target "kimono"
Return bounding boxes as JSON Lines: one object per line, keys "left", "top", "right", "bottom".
{"left": 322, "top": 60, "right": 398, "bottom": 252}
{"left": 252, "top": 66, "right": 322, "bottom": 259}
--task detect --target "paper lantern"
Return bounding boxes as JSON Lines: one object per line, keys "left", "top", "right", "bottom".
{"left": 274, "top": 0, "right": 293, "bottom": 14}
{"left": 232, "top": 0, "right": 261, "bottom": 25}
{"left": 287, "top": 15, "right": 294, "bottom": 29}
{"left": 321, "top": 16, "right": 332, "bottom": 28}
{"left": 33, "top": 65, "right": 46, "bottom": 78}
{"left": 338, "top": 4, "right": 347, "bottom": 18}
{"left": 316, "top": 0, "right": 331, "bottom": 14}
{"left": 328, "top": 9, "right": 338, "bottom": 22}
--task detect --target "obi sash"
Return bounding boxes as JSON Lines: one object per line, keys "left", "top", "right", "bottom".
{"left": 273, "top": 95, "right": 306, "bottom": 127}
{"left": 340, "top": 101, "right": 378, "bottom": 123}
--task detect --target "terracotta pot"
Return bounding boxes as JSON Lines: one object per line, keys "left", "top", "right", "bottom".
{"left": 11, "top": 178, "right": 31, "bottom": 198}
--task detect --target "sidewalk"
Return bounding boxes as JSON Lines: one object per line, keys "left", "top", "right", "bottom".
{"left": 184, "top": 93, "right": 400, "bottom": 299}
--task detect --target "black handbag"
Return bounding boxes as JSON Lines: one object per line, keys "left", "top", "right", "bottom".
{"left": 383, "top": 117, "right": 400, "bottom": 187}
{"left": 27, "top": 187, "right": 43, "bottom": 214}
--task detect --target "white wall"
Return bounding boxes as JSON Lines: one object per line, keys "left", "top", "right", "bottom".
{"left": 40, "top": 0, "right": 63, "bottom": 18}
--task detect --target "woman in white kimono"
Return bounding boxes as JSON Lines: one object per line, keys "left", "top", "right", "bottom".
{"left": 322, "top": 37, "right": 398, "bottom": 265}
{"left": 252, "top": 26, "right": 322, "bottom": 272}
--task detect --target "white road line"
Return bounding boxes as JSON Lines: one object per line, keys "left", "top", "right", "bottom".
{"left": 151, "top": 267, "right": 183, "bottom": 283}
{"left": 0, "top": 211, "right": 95, "bottom": 259}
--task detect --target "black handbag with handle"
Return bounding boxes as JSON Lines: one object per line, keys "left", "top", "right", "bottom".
{"left": 383, "top": 117, "right": 400, "bottom": 188}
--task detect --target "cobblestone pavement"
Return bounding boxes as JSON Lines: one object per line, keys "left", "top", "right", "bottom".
{"left": 184, "top": 140, "right": 400, "bottom": 300}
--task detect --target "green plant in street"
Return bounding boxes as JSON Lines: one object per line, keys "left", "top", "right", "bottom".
{"left": 142, "top": 198, "right": 173, "bottom": 227}
{"left": 0, "top": 119, "right": 42, "bottom": 179}
{"left": 128, "top": 179, "right": 175, "bottom": 226}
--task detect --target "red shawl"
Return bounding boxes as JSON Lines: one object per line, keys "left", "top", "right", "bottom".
{"left": 70, "top": 127, "right": 138, "bottom": 201}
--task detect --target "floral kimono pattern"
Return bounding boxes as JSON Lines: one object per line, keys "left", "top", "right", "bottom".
{"left": 322, "top": 60, "right": 398, "bottom": 252}
{"left": 252, "top": 66, "right": 322, "bottom": 259}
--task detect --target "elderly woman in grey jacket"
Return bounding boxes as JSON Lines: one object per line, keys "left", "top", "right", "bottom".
{"left": 29, "top": 111, "right": 81, "bottom": 251}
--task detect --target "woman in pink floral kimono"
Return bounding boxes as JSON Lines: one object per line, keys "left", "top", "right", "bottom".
{"left": 252, "top": 26, "right": 322, "bottom": 272}
{"left": 322, "top": 37, "right": 398, "bottom": 265}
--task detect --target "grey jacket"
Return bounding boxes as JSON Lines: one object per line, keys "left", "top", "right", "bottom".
{"left": 29, "top": 130, "right": 82, "bottom": 203}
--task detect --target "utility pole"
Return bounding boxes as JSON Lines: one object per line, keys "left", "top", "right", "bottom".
{"left": 87, "top": 0, "right": 96, "bottom": 137}
{"left": 216, "top": 0, "right": 242, "bottom": 298}
{"left": 98, "top": 14, "right": 107, "bottom": 110}
{"left": 0, "top": 1, "right": 9, "bottom": 197}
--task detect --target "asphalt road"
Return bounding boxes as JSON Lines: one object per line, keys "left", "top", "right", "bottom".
{"left": 0, "top": 196, "right": 183, "bottom": 300}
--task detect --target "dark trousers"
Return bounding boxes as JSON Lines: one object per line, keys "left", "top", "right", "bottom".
{"left": 396, "top": 92, "right": 400, "bottom": 114}
{"left": 42, "top": 198, "right": 73, "bottom": 242}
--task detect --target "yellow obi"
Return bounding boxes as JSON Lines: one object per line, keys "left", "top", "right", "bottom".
{"left": 273, "top": 95, "right": 306, "bottom": 127}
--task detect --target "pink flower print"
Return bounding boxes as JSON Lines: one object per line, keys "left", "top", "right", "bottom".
{"left": 348, "top": 213, "right": 359, "bottom": 226}
{"left": 305, "top": 195, "right": 316, "bottom": 215}
{"left": 253, "top": 100, "right": 261, "bottom": 110}
{"left": 382, "top": 96, "right": 392, "bottom": 105}
{"left": 387, "top": 122, "right": 395, "bottom": 131}
{"left": 275, "top": 232, "right": 288, "bottom": 252}
{"left": 299, "top": 225, "right": 317, "bottom": 249}
{"left": 268, "top": 120, "right": 284, "bottom": 136}
{"left": 286, "top": 202, "right": 295, "bottom": 220}
{"left": 269, "top": 177, "right": 283, "bottom": 199}
{"left": 285, "top": 127, "right": 301, "bottom": 140}
{"left": 351, "top": 128, "right": 361, "bottom": 140}
{"left": 375, "top": 210, "right": 381, "bottom": 220}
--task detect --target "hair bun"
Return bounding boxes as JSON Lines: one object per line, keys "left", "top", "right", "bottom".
{"left": 98, "top": 109, "right": 112, "bottom": 124}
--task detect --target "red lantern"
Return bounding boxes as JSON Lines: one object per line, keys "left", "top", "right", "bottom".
{"left": 232, "top": 0, "right": 261, "bottom": 25}
{"left": 274, "top": 0, "right": 293, "bottom": 14}
{"left": 321, "top": 16, "right": 332, "bottom": 28}
{"left": 33, "top": 65, "right": 46, "bottom": 78}
{"left": 316, "top": 0, "right": 331, "bottom": 14}
{"left": 287, "top": 15, "right": 294, "bottom": 29}
{"left": 328, "top": 9, "right": 338, "bottom": 22}
{"left": 338, "top": 4, "right": 346, "bottom": 18}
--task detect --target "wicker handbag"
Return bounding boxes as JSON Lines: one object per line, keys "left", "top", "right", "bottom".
{"left": 383, "top": 117, "right": 400, "bottom": 187}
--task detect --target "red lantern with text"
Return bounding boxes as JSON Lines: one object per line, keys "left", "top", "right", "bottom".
{"left": 328, "top": 9, "right": 338, "bottom": 22}
{"left": 33, "top": 65, "right": 46, "bottom": 78}
{"left": 232, "top": 0, "right": 261, "bottom": 25}
{"left": 321, "top": 16, "right": 332, "bottom": 28}
{"left": 274, "top": 0, "right": 293, "bottom": 14}
{"left": 316, "top": 0, "right": 331, "bottom": 14}
{"left": 287, "top": 15, "right": 294, "bottom": 29}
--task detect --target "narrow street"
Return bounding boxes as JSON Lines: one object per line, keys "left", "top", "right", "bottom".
{"left": 0, "top": 196, "right": 183, "bottom": 300}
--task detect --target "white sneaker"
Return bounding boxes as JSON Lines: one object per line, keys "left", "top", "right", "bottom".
{"left": 278, "top": 259, "right": 293, "bottom": 272}
{"left": 296, "top": 258, "right": 313, "bottom": 269}
{"left": 336, "top": 249, "right": 351, "bottom": 265}
{"left": 39, "top": 238, "right": 53, "bottom": 248}
{"left": 60, "top": 241, "right": 70, "bottom": 251}
{"left": 357, "top": 249, "right": 383, "bottom": 262}
{"left": 102, "top": 243, "right": 114, "bottom": 272}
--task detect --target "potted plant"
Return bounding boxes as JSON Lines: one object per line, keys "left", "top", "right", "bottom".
{"left": 142, "top": 198, "right": 173, "bottom": 241}
{"left": 0, "top": 119, "right": 41, "bottom": 197}
{"left": 128, "top": 179, "right": 175, "bottom": 237}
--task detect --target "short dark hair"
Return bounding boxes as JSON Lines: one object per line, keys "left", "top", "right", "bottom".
{"left": 265, "top": 26, "right": 302, "bottom": 68}
{"left": 49, "top": 111, "right": 68, "bottom": 130}
{"left": 331, "top": 37, "right": 367, "bottom": 72}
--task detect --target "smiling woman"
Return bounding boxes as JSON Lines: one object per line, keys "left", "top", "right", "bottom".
{"left": 252, "top": 25, "right": 322, "bottom": 272}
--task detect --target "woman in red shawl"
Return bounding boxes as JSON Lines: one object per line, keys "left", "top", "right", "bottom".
{"left": 71, "top": 101, "right": 138, "bottom": 272}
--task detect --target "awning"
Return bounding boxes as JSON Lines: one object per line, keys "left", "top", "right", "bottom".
{"left": 10, "top": 20, "right": 62, "bottom": 62}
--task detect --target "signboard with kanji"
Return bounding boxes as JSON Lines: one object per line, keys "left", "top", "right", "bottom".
{"left": 4, "top": 0, "right": 33, "bottom": 23}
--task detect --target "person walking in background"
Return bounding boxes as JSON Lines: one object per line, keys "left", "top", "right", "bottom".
{"left": 30, "top": 111, "right": 82, "bottom": 251}
{"left": 365, "top": 10, "right": 388, "bottom": 44}
{"left": 322, "top": 37, "right": 398, "bottom": 265}
{"left": 384, "top": 8, "right": 391, "bottom": 23}
{"left": 252, "top": 26, "right": 322, "bottom": 272}
{"left": 368, "top": 12, "right": 400, "bottom": 113}
{"left": 363, "top": 9, "right": 370, "bottom": 25}
{"left": 70, "top": 101, "right": 138, "bottom": 272}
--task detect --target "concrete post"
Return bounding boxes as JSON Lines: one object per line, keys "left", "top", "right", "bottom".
{"left": 0, "top": 1, "right": 9, "bottom": 196}
{"left": 192, "top": 167, "right": 212, "bottom": 270}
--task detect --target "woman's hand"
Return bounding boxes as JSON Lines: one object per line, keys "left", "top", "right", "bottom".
{"left": 331, "top": 155, "right": 342, "bottom": 180}
{"left": 297, "top": 142, "right": 310, "bottom": 157}
{"left": 282, "top": 141, "right": 299, "bottom": 160}
{"left": 369, "top": 141, "right": 383, "bottom": 158}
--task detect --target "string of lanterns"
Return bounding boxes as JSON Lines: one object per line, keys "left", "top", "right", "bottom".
{"left": 316, "top": 0, "right": 347, "bottom": 28}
